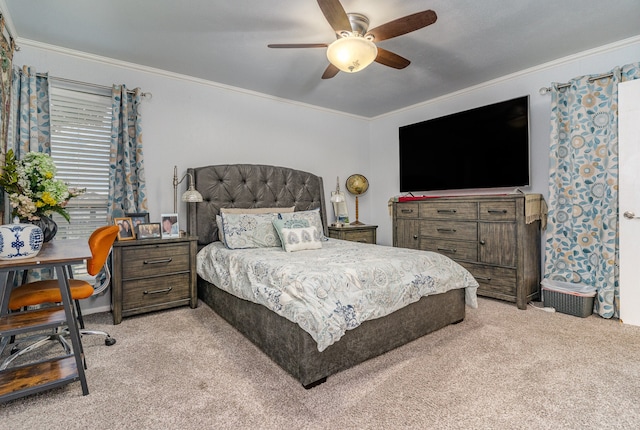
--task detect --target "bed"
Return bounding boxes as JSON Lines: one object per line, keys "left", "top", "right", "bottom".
{"left": 187, "top": 164, "right": 478, "bottom": 388}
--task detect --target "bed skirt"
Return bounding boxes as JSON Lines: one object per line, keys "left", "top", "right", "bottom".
{"left": 198, "top": 277, "right": 465, "bottom": 388}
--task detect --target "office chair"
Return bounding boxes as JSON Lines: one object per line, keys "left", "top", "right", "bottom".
{"left": 1, "top": 225, "right": 120, "bottom": 369}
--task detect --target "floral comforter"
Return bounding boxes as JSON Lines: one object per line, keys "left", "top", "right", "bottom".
{"left": 196, "top": 239, "right": 479, "bottom": 351}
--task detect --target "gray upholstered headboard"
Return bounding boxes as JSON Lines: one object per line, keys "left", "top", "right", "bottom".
{"left": 186, "top": 164, "right": 327, "bottom": 246}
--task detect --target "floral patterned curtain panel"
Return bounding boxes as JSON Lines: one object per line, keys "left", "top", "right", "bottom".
{"left": 9, "top": 66, "right": 50, "bottom": 156}
{"left": 544, "top": 62, "right": 640, "bottom": 318}
{"left": 108, "top": 84, "right": 148, "bottom": 219}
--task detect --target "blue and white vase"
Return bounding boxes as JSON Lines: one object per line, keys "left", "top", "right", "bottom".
{"left": 0, "top": 218, "right": 45, "bottom": 260}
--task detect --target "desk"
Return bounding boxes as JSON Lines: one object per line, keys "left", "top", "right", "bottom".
{"left": 0, "top": 240, "right": 91, "bottom": 402}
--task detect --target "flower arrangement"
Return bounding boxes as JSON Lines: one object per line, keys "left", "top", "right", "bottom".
{"left": 0, "top": 149, "right": 85, "bottom": 222}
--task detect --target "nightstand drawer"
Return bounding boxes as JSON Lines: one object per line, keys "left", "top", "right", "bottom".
{"left": 341, "top": 230, "right": 375, "bottom": 243}
{"left": 121, "top": 243, "right": 190, "bottom": 279}
{"left": 122, "top": 273, "right": 191, "bottom": 311}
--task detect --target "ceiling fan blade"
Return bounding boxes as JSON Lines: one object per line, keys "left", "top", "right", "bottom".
{"left": 317, "top": 0, "right": 351, "bottom": 33}
{"left": 321, "top": 63, "right": 340, "bottom": 79}
{"left": 375, "top": 48, "right": 411, "bottom": 69}
{"left": 367, "top": 10, "right": 437, "bottom": 42}
{"left": 268, "top": 43, "right": 328, "bottom": 48}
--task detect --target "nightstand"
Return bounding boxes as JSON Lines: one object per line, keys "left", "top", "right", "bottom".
{"left": 111, "top": 236, "right": 198, "bottom": 324}
{"left": 328, "top": 224, "right": 377, "bottom": 244}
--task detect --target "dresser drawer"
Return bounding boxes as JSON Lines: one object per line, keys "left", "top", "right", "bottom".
{"left": 420, "top": 202, "right": 477, "bottom": 220}
{"left": 419, "top": 220, "right": 477, "bottom": 240}
{"left": 121, "top": 243, "right": 190, "bottom": 279}
{"left": 396, "top": 203, "right": 419, "bottom": 218}
{"left": 421, "top": 239, "right": 477, "bottom": 261}
{"left": 122, "top": 273, "right": 191, "bottom": 311}
{"left": 479, "top": 201, "right": 517, "bottom": 221}
{"left": 460, "top": 262, "right": 517, "bottom": 297}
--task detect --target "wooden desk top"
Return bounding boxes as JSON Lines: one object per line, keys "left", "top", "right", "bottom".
{"left": 0, "top": 239, "right": 91, "bottom": 270}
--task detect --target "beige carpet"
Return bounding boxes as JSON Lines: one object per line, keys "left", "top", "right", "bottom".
{"left": 1, "top": 297, "right": 639, "bottom": 430}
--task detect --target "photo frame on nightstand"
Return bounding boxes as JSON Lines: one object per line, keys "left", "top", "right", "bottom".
{"left": 136, "top": 223, "right": 161, "bottom": 239}
{"left": 125, "top": 212, "right": 150, "bottom": 237}
{"left": 114, "top": 217, "right": 136, "bottom": 241}
{"left": 161, "top": 213, "right": 179, "bottom": 238}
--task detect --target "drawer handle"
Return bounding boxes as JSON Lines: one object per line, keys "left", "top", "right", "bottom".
{"left": 144, "top": 258, "right": 173, "bottom": 265}
{"left": 144, "top": 287, "right": 173, "bottom": 295}
{"left": 437, "top": 247, "right": 457, "bottom": 253}
{"left": 437, "top": 209, "right": 457, "bottom": 214}
{"left": 475, "top": 276, "right": 492, "bottom": 282}
{"left": 356, "top": 239, "right": 369, "bottom": 243}
{"left": 401, "top": 209, "right": 414, "bottom": 213}
{"left": 436, "top": 228, "right": 457, "bottom": 233}
{"left": 487, "top": 209, "right": 507, "bottom": 214}
{"left": 413, "top": 235, "right": 418, "bottom": 240}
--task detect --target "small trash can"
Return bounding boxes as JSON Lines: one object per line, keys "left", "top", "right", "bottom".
{"left": 541, "top": 279, "right": 597, "bottom": 318}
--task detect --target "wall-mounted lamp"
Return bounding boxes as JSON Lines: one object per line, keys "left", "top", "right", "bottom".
{"left": 173, "top": 166, "right": 203, "bottom": 213}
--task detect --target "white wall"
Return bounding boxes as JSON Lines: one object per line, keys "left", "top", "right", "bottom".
{"left": 369, "top": 37, "right": 640, "bottom": 246}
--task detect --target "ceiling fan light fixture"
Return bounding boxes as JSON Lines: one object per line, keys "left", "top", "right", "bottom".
{"left": 326, "top": 35, "right": 378, "bottom": 73}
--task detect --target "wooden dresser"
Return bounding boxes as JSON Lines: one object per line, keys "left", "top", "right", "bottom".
{"left": 111, "top": 236, "right": 198, "bottom": 324}
{"left": 393, "top": 195, "right": 541, "bottom": 309}
{"left": 328, "top": 224, "right": 377, "bottom": 244}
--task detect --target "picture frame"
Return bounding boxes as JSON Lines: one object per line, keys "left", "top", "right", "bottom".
{"left": 161, "top": 213, "right": 179, "bottom": 238}
{"left": 136, "top": 222, "right": 162, "bottom": 239}
{"left": 114, "top": 217, "right": 136, "bottom": 241}
{"left": 125, "top": 212, "right": 150, "bottom": 237}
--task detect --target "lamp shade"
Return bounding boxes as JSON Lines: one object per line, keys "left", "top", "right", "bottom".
{"left": 326, "top": 36, "right": 378, "bottom": 73}
{"left": 182, "top": 185, "right": 203, "bottom": 203}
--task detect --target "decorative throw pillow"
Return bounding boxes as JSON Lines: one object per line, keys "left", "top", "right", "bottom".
{"left": 221, "top": 212, "right": 280, "bottom": 249}
{"left": 272, "top": 218, "right": 309, "bottom": 245}
{"left": 277, "top": 226, "right": 322, "bottom": 252}
{"left": 278, "top": 208, "right": 328, "bottom": 241}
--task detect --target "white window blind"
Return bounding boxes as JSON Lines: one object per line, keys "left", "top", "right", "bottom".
{"left": 49, "top": 87, "right": 112, "bottom": 241}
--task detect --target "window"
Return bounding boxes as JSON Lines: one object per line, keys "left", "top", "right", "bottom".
{"left": 49, "top": 86, "right": 112, "bottom": 240}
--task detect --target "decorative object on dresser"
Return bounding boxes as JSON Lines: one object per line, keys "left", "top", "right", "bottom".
{"left": 328, "top": 224, "right": 377, "bottom": 244}
{"left": 345, "top": 174, "right": 369, "bottom": 225}
{"left": 111, "top": 236, "right": 198, "bottom": 324}
{"left": 393, "top": 194, "right": 542, "bottom": 309}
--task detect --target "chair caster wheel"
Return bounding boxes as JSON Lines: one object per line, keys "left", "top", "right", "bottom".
{"left": 105, "top": 337, "right": 116, "bottom": 346}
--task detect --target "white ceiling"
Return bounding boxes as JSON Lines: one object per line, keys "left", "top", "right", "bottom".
{"left": 3, "top": 0, "right": 640, "bottom": 118}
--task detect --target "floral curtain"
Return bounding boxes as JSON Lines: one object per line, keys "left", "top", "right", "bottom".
{"left": 8, "top": 66, "right": 50, "bottom": 156}
{"left": 108, "top": 84, "right": 147, "bottom": 219}
{"left": 544, "top": 62, "right": 640, "bottom": 318}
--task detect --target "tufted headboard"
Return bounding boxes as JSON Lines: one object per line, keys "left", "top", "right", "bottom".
{"left": 186, "top": 164, "right": 328, "bottom": 247}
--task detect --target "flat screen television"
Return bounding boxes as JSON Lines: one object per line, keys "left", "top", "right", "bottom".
{"left": 399, "top": 95, "right": 530, "bottom": 193}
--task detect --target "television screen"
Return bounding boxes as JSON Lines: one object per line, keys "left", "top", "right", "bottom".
{"left": 399, "top": 96, "right": 530, "bottom": 193}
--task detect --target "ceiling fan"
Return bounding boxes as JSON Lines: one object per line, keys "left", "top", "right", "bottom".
{"left": 268, "top": 0, "right": 437, "bottom": 79}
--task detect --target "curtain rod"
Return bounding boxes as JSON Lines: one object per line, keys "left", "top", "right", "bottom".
{"left": 538, "top": 72, "right": 614, "bottom": 95}
{"left": 35, "top": 73, "right": 152, "bottom": 99}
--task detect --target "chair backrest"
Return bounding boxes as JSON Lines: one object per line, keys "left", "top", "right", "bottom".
{"left": 86, "top": 225, "right": 120, "bottom": 276}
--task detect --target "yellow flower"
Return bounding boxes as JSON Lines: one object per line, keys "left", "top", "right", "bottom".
{"left": 41, "top": 192, "right": 58, "bottom": 206}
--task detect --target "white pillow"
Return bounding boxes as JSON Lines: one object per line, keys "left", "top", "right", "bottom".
{"left": 278, "top": 208, "right": 327, "bottom": 241}
{"left": 220, "top": 212, "right": 280, "bottom": 249}
{"left": 278, "top": 226, "right": 322, "bottom": 252}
